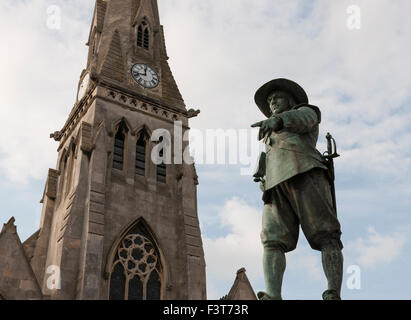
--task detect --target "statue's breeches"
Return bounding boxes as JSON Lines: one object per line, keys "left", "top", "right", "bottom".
{"left": 261, "top": 168, "right": 343, "bottom": 252}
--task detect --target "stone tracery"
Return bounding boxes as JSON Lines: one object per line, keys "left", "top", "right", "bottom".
{"left": 109, "top": 224, "right": 162, "bottom": 300}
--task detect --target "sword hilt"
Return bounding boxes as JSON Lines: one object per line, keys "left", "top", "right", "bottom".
{"left": 323, "top": 132, "right": 340, "bottom": 159}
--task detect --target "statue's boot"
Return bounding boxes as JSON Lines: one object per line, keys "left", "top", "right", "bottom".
{"left": 262, "top": 247, "right": 286, "bottom": 301}
{"left": 257, "top": 291, "right": 282, "bottom": 300}
{"left": 321, "top": 240, "right": 344, "bottom": 300}
{"left": 322, "top": 289, "right": 341, "bottom": 300}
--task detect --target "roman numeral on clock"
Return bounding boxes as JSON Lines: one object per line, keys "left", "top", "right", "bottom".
{"left": 131, "top": 63, "right": 160, "bottom": 88}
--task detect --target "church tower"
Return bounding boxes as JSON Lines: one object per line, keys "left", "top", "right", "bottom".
{"left": 30, "top": 0, "right": 206, "bottom": 300}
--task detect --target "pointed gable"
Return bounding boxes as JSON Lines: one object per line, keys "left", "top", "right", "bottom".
{"left": 224, "top": 268, "right": 257, "bottom": 300}
{"left": 160, "top": 58, "right": 185, "bottom": 107}
{"left": 100, "top": 30, "right": 125, "bottom": 82}
{"left": 22, "top": 229, "right": 40, "bottom": 263}
{"left": 133, "top": 0, "right": 159, "bottom": 27}
{"left": 0, "top": 218, "right": 42, "bottom": 300}
{"left": 158, "top": 26, "right": 185, "bottom": 108}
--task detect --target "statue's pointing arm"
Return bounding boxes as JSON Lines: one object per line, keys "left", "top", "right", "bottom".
{"left": 276, "top": 106, "right": 321, "bottom": 134}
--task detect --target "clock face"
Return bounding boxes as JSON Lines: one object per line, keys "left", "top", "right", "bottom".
{"left": 131, "top": 63, "right": 160, "bottom": 89}
{"left": 77, "top": 73, "right": 90, "bottom": 101}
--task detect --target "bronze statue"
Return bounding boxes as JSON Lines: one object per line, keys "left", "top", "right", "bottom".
{"left": 251, "top": 78, "right": 344, "bottom": 300}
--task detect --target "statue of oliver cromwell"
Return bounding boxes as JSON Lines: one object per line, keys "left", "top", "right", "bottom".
{"left": 251, "top": 78, "right": 344, "bottom": 300}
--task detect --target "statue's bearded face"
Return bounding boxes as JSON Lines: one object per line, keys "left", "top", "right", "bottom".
{"left": 267, "top": 91, "right": 295, "bottom": 115}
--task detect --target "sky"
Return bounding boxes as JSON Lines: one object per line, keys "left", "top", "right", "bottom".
{"left": 1, "top": 0, "right": 411, "bottom": 300}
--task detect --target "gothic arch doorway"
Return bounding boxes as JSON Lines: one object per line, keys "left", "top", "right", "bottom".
{"left": 108, "top": 219, "right": 163, "bottom": 300}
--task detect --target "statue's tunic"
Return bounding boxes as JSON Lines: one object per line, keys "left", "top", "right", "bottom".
{"left": 264, "top": 105, "right": 327, "bottom": 191}
{"left": 261, "top": 105, "right": 343, "bottom": 252}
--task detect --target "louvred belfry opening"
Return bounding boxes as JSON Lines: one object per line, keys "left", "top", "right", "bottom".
{"left": 113, "top": 123, "right": 127, "bottom": 170}
{"left": 135, "top": 131, "right": 148, "bottom": 176}
{"left": 137, "top": 20, "right": 150, "bottom": 49}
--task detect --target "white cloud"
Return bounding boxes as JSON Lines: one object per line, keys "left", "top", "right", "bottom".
{"left": 0, "top": 0, "right": 93, "bottom": 184}
{"left": 287, "top": 245, "right": 324, "bottom": 282}
{"left": 160, "top": 0, "right": 411, "bottom": 181}
{"left": 203, "top": 198, "right": 327, "bottom": 299}
{"left": 203, "top": 198, "right": 262, "bottom": 283}
{"left": 347, "top": 226, "right": 406, "bottom": 268}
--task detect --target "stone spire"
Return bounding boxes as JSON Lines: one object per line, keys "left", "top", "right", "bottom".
{"left": 85, "top": 0, "right": 185, "bottom": 109}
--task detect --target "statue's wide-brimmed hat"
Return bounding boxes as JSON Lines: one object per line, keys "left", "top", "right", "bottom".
{"left": 254, "top": 78, "right": 309, "bottom": 118}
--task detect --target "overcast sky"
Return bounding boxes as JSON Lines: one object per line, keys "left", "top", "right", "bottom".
{"left": 1, "top": 0, "right": 411, "bottom": 300}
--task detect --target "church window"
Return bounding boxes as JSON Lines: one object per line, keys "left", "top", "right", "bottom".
{"left": 156, "top": 148, "right": 167, "bottom": 183}
{"left": 109, "top": 222, "right": 162, "bottom": 300}
{"left": 135, "top": 134, "right": 147, "bottom": 176}
{"left": 143, "top": 28, "right": 149, "bottom": 49}
{"left": 137, "top": 20, "right": 150, "bottom": 50}
{"left": 113, "top": 123, "right": 127, "bottom": 171}
{"left": 156, "top": 136, "right": 167, "bottom": 183}
{"left": 137, "top": 25, "right": 143, "bottom": 47}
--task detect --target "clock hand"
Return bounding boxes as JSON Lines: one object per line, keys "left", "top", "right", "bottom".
{"left": 134, "top": 69, "right": 145, "bottom": 76}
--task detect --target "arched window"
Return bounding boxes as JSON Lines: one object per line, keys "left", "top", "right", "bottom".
{"left": 157, "top": 153, "right": 167, "bottom": 183}
{"left": 113, "top": 123, "right": 127, "bottom": 170}
{"left": 135, "top": 131, "right": 148, "bottom": 176}
{"left": 137, "top": 25, "right": 143, "bottom": 47}
{"left": 137, "top": 21, "right": 149, "bottom": 50}
{"left": 109, "top": 222, "right": 162, "bottom": 300}
{"left": 156, "top": 137, "right": 166, "bottom": 183}
{"left": 143, "top": 28, "right": 149, "bottom": 49}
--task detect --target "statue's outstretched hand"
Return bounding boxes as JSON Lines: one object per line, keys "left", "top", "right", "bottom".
{"left": 251, "top": 121, "right": 264, "bottom": 128}
{"left": 251, "top": 117, "right": 283, "bottom": 140}
{"left": 251, "top": 121, "right": 268, "bottom": 140}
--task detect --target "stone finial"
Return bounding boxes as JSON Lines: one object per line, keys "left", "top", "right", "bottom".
{"left": 187, "top": 109, "right": 201, "bottom": 119}
{"left": 236, "top": 268, "right": 247, "bottom": 280}
{"left": 237, "top": 267, "right": 246, "bottom": 274}
{"left": 1, "top": 217, "right": 17, "bottom": 234}
{"left": 50, "top": 131, "right": 62, "bottom": 141}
